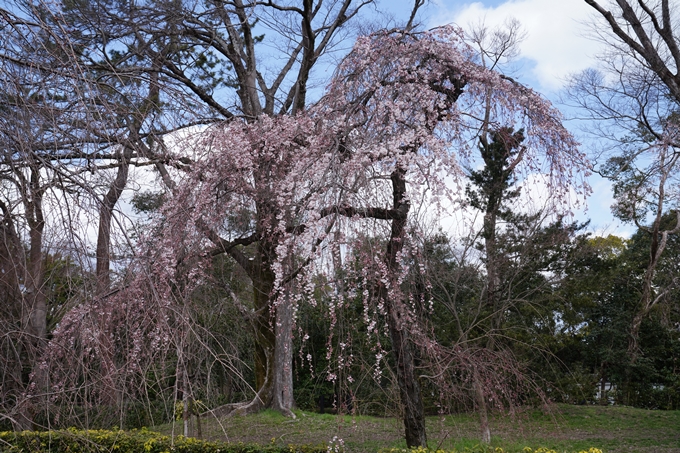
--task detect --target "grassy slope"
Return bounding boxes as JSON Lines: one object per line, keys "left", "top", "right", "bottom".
{"left": 155, "top": 405, "right": 680, "bottom": 453}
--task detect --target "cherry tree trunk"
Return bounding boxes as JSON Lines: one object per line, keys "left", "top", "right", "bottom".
{"left": 253, "top": 273, "right": 276, "bottom": 395}
{"left": 242, "top": 313, "right": 295, "bottom": 417}
{"left": 383, "top": 166, "right": 426, "bottom": 448}
{"left": 385, "top": 304, "right": 427, "bottom": 447}
{"left": 238, "top": 241, "right": 295, "bottom": 417}
{"left": 271, "top": 295, "right": 295, "bottom": 414}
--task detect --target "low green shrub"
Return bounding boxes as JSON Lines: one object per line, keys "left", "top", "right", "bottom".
{"left": 0, "top": 428, "right": 326, "bottom": 453}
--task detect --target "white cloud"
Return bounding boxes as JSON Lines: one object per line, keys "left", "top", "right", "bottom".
{"left": 572, "top": 177, "right": 636, "bottom": 238}
{"left": 430, "top": 0, "right": 603, "bottom": 92}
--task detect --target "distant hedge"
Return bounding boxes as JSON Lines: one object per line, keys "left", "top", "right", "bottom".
{"left": 0, "top": 428, "right": 326, "bottom": 453}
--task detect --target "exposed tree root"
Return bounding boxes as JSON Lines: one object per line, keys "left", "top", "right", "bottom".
{"left": 201, "top": 386, "right": 296, "bottom": 419}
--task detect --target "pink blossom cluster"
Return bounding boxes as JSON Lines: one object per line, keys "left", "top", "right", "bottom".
{"left": 41, "top": 26, "right": 590, "bottom": 411}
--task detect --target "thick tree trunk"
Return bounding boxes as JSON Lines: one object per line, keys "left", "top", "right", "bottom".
{"left": 222, "top": 239, "right": 295, "bottom": 417}
{"left": 20, "top": 225, "right": 47, "bottom": 430}
{"left": 26, "top": 167, "right": 47, "bottom": 346}
{"left": 385, "top": 305, "right": 427, "bottom": 447}
{"left": 246, "top": 286, "right": 295, "bottom": 416}
{"left": 383, "top": 166, "right": 427, "bottom": 448}
{"left": 271, "top": 295, "right": 295, "bottom": 413}
{"left": 206, "top": 207, "right": 296, "bottom": 419}
{"left": 96, "top": 147, "right": 131, "bottom": 294}
{"left": 26, "top": 225, "right": 46, "bottom": 344}
{"left": 12, "top": 167, "right": 48, "bottom": 431}
{"left": 253, "top": 262, "right": 276, "bottom": 394}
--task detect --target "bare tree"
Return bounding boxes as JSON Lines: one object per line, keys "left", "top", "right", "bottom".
{"left": 0, "top": 2, "right": 166, "bottom": 428}
{"left": 572, "top": 0, "right": 680, "bottom": 361}
{"left": 0, "top": 8, "right": 87, "bottom": 428}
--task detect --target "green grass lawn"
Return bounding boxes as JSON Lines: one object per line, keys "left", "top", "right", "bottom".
{"left": 154, "top": 405, "right": 680, "bottom": 453}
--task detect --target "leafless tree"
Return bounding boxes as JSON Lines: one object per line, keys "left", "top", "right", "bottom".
{"left": 571, "top": 0, "right": 680, "bottom": 361}
{"left": 0, "top": 2, "right": 167, "bottom": 428}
